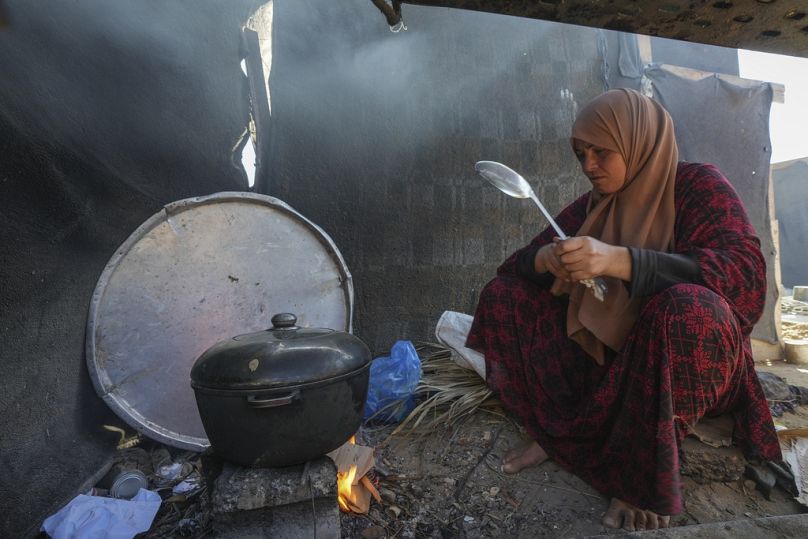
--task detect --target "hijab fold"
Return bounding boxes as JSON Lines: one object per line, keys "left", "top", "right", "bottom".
{"left": 558, "top": 88, "right": 678, "bottom": 364}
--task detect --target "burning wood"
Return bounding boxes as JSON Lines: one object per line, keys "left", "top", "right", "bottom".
{"left": 328, "top": 436, "right": 379, "bottom": 514}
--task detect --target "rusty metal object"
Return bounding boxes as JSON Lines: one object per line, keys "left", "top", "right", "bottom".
{"left": 380, "top": 0, "right": 808, "bottom": 57}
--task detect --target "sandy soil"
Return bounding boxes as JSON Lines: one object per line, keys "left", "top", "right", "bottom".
{"left": 342, "top": 407, "right": 807, "bottom": 538}
{"left": 341, "top": 300, "right": 808, "bottom": 537}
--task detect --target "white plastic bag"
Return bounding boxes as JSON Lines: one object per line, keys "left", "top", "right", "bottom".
{"left": 41, "top": 488, "right": 161, "bottom": 539}
{"left": 435, "top": 310, "right": 485, "bottom": 380}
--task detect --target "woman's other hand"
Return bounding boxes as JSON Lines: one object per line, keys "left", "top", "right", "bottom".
{"left": 534, "top": 238, "right": 572, "bottom": 281}
{"left": 556, "top": 236, "right": 631, "bottom": 282}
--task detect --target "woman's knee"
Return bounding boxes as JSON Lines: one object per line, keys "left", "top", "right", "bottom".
{"left": 477, "top": 274, "right": 543, "bottom": 305}
{"left": 642, "top": 284, "right": 734, "bottom": 325}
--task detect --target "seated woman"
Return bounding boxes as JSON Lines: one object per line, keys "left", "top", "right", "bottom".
{"left": 466, "top": 88, "right": 780, "bottom": 531}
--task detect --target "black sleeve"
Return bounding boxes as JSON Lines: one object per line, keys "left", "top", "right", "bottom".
{"left": 515, "top": 244, "right": 554, "bottom": 286}
{"left": 626, "top": 247, "right": 703, "bottom": 297}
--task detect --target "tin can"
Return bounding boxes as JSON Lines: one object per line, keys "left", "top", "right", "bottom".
{"left": 110, "top": 469, "right": 149, "bottom": 499}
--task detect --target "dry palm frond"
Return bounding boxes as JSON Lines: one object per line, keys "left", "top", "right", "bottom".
{"left": 385, "top": 342, "right": 497, "bottom": 439}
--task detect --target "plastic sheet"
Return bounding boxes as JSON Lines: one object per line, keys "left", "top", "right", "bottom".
{"left": 363, "top": 340, "right": 421, "bottom": 423}
{"left": 41, "top": 488, "right": 161, "bottom": 539}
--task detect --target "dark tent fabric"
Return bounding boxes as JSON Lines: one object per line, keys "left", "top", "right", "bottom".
{"left": 646, "top": 65, "right": 779, "bottom": 343}
{"left": 772, "top": 159, "right": 808, "bottom": 289}
{"left": 0, "top": 1, "right": 258, "bottom": 535}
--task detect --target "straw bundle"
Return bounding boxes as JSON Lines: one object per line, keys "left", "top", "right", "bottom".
{"left": 386, "top": 342, "right": 497, "bottom": 438}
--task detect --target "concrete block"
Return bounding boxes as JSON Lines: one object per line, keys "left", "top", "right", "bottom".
{"left": 793, "top": 286, "right": 808, "bottom": 302}
{"left": 211, "top": 457, "right": 339, "bottom": 539}
{"left": 212, "top": 498, "right": 339, "bottom": 539}
{"left": 212, "top": 457, "right": 337, "bottom": 513}
{"left": 784, "top": 339, "right": 808, "bottom": 365}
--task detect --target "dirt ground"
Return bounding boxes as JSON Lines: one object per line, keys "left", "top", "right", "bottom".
{"left": 338, "top": 299, "right": 808, "bottom": 538}
{"left": 339, "top": 405, "right": 807, "bottom": 539}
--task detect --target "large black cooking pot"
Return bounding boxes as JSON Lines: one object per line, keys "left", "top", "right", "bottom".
{"left": 190, "top": 312, "right": 371, "bottom": 467}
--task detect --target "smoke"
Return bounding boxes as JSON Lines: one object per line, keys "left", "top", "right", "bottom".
{"left": 259, "top": 1, "right": 600, "bottom": 349}
{"left": 266, "top": 1, "right": 573, "bottom": 183}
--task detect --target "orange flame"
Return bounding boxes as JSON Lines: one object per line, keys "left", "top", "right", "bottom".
{"left": 337, "top": 464, "right": 358, "bottom": 512}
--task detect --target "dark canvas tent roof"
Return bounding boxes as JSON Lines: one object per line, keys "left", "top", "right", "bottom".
{"left": 396, "top": 0, "right": 808, "bottom": 58}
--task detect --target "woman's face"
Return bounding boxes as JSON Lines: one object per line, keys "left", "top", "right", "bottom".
{"left": 572, "top": 138, "right": 627, "bottom": 195}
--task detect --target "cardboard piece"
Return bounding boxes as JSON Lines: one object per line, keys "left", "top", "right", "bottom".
{"left": 327, "top": 439, "right": 376, "bottom": 514}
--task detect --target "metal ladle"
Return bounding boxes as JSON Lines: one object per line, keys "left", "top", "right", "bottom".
{"left": 474, "top": 160, "right": 608, "bottom": 301}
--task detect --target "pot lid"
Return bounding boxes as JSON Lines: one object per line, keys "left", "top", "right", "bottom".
{"left": 190, "top": 312, "right": 371, "bottom": 390}
{"left": 86, "top": 192, "right": 354, "bottom": 451}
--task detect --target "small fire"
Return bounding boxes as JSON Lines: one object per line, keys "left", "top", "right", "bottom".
{"left": 333, "top": 435, "right": 381, "bottom": 514}
{"left": 337, "top": 435, "right": 358, "bottom": 512}
{"left": 337, "top": 464, "right": 358, "bottom": 512}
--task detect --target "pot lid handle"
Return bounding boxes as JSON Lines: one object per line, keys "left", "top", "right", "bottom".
{"left": 271, "top": 313, "right": 298, "bottom": 329}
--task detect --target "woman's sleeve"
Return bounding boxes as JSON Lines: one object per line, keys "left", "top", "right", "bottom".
{"left": 674, "top": 164, "right": 766, "bottom": 333}
{"left": 497, "top": 193, "right": 590, "bottom": 283}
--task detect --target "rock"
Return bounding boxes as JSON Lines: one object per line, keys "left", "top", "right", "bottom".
{"left": 362, "top": 525, "right": 386, "bottom": 539}
{"left": 212, "top": 457, "right": 336, "bottom": 512}
{"left": 379, "top": 487, "right": 397, "bottom": 504}
{"left": 212, "top": 499, "right": 339, "bottom": 539}
{"left": 744, "top": 464, "right": 776, "bottom": 499}
{"left": 210, "top": 457, "right": 339, "bottom": 539}
{"left": 679, "top": 438, "right": 746, "bottom": 483}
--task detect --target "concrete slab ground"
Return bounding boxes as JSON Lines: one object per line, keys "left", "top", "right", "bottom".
{"left": 589, "top": 513, "right": 808, "bottom": 538}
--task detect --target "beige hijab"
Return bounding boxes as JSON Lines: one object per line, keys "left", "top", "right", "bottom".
{"left": 559, "top": 88, "right": 678, "bottom": 365}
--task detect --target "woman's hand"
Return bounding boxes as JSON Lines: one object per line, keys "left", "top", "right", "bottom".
{"left": 534, "top": 238, "right": 572, "bottom": 281}
{"left": 554, "top": 236, "right": 631, "bottom": 282}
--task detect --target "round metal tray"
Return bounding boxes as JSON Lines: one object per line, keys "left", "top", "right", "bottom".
{"left": 86, "top": 192, "right": 354, "bottom": 451}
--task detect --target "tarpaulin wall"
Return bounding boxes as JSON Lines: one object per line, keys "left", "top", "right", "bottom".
{"left": 604, "top": 34, "right": 779, "bottom": 343}
{"left": 646, "top": 65, "right": 779, "bottom": 343}
{"left": 772, "top": 159, "right": 808, "bottom": 288}
{"left": 0, "top": 1, "right": 260, "bottom": 535}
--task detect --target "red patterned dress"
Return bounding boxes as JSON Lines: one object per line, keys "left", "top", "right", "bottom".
{"left": 466, "top": 162, "right": 781, "bottom": 515}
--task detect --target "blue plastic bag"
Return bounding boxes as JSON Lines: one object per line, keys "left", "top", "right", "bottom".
{"left": 363, "top": 340, "right": 422, "bottom": 423}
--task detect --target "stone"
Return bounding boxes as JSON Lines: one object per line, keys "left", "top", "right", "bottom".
{"left": 211, "top": 457, "right": 339, "bottom": 539}
{"left": 212, "top": 498, "right": 339, "bottom": 539}
{"left": 679, "top": 438, "right": 746, "bottom": 484}
{"left": 361, "top": 525, "right": 387, "bottom": 539}
{"left": 379, "top": 487, "right": 397, "bottom": 504}
{"left": 212, "top": 457, "right": 337, "bottom": 513}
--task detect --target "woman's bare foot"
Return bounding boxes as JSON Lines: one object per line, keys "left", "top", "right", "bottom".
{"left": 601, "top": 498, "right": 670, "bottom": 531}
{"left": 501, "top": 440, "right": 549, "bottom": 474}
